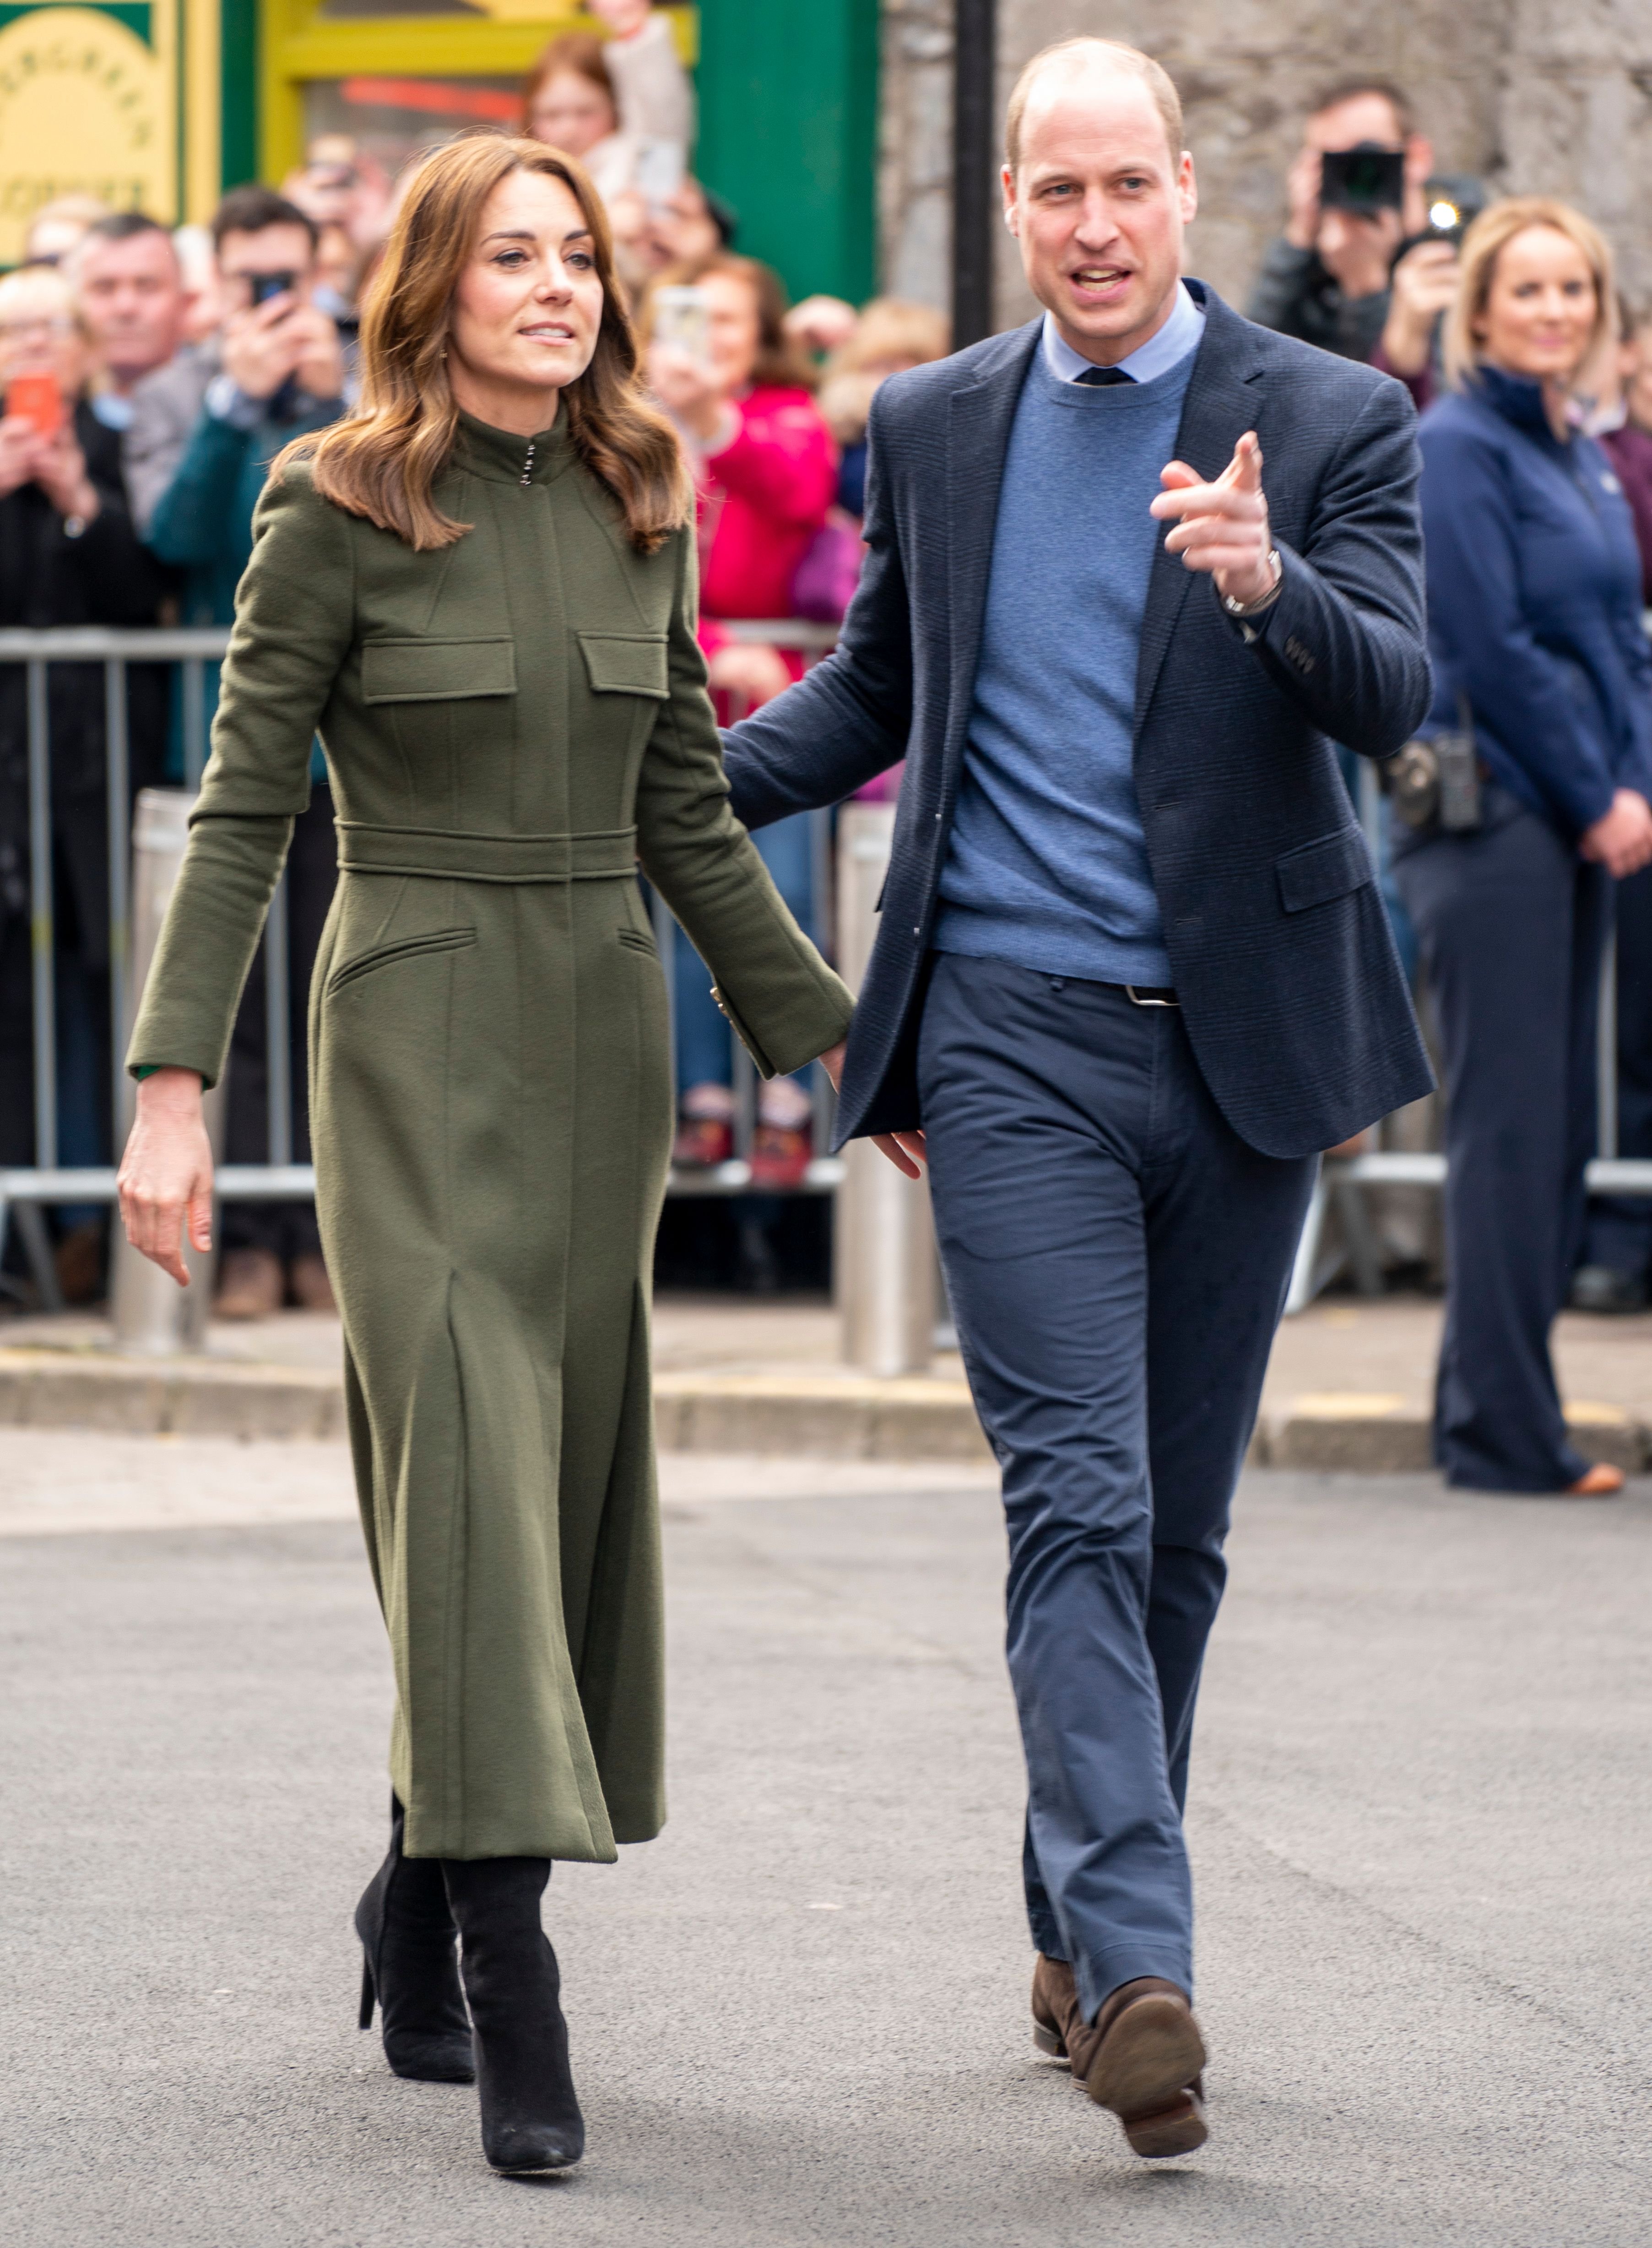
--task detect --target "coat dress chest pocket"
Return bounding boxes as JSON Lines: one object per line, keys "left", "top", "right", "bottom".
{"left": 361, "top": 638, "right": 517, "bottom": 704}
{"left": 577, "top": 631, "right": 668, "bottom": 699}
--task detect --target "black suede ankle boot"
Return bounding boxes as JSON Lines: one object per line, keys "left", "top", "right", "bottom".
{"left": 355, "top": 1795, "right": 475, "bottom": 2083}
{"left": 440, "top": 1856, "right": 584, "bottom": 2174}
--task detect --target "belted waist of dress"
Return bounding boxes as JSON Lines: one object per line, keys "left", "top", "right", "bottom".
{"left": 335, "top": 821, "right": 639, "bottom": 883}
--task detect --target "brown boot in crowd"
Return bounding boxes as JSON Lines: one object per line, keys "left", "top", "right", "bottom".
{"left": 288, "top": 1251, "right": 336, "bottom": 1313}
{"left": 214, "top": 1246, "right": 283, "bottom": 1320}
{"left": 1031, "top": 1955, "right": 1207, "bottom": 2160}
{"left": 53, "top": 1219, "right": 105, "bottom": 1306}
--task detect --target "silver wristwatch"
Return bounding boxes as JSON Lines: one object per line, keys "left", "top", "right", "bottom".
{"left": 1222, "top": 549, "right": 1283, "bottom": 618}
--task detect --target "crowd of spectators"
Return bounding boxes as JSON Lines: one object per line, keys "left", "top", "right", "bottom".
{"left": 9, "top": 40, "right": 1652, "bottom": 1332}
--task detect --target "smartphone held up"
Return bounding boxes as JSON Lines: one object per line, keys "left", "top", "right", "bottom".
{"left": 5, "top": 369, "right": 63, "bottom": 439}
{"left": 651, "top": 283, "right": 711, "bottom": 369}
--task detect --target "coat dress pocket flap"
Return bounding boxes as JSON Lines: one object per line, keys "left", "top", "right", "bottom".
{"left": 578, "top": 631, "right": 669, "bottom": 699}
{"left": 361, "top": 638, "right": 516, "bottom": 704}
{"left": 1275, "top": 827, "right": 1376, "bottom": 914}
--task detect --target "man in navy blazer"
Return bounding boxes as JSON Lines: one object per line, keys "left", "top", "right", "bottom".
{"left": 725, "top": 38, "right": 1432, "bottom": 2157}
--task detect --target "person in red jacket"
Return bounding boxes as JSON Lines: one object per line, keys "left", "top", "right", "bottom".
{"left": 644, "top": 255, "right": 838, "bottom": 1193}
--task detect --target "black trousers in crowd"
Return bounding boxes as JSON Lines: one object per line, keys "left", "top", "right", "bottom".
{"left": 221, "top": 786, "right": 337, "bottom": 1262}
{"left": 1583, "top": 861, "right": 1652, "bottom": 1283}
{"left": 1392, "top": 791, "right": 1609, "bottom": 1490}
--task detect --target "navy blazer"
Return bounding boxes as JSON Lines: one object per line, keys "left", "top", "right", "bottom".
{"left": 722, "top": 286, "right": 1435, "bottom": 1160}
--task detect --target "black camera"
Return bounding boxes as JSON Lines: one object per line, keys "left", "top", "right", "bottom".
{"left": 249, "top": 271, "right": 298, "bottom": 308}
{"left": 1318, "top": 144, "right": 1404, "bottom": 216}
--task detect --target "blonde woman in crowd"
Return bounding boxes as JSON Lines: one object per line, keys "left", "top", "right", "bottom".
{"left": 1391, "top": 199, "right": 1652, "bottom": 1494}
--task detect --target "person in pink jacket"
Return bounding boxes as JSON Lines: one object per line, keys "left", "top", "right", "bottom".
{"left": 645, "top": 255, "right": 839, "bottom": 1195}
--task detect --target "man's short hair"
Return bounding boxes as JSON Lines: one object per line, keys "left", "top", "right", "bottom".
{"left": 79, "top": 211, "right": 173, "bottom": 252}
{"left": 211, "top": 184, "right": 319, "bottom": 255}
{"left": 1307, "top": 79, "right": 1414, "bottom": 141}
{"left": 1006, "top": 38, "right": 1184, "bottom": 173}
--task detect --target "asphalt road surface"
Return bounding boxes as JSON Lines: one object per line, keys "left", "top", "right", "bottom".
{"left": 1, "top": 1437, "right": 1648, "bottom": 2247}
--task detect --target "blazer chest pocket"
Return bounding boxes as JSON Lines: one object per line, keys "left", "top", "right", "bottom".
{"left": 1276, "top": 828, "right": 1375, "bottom": 914}
{"left": 578, "top": 631, "right": 669, "bottom": 699}
{"left": 362, "top": 637, "right": 516, "bottom": 704}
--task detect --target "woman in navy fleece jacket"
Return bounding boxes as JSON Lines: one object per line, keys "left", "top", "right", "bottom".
{"left": 1392, "top": 197, "right": 1652, "bottom": 1496}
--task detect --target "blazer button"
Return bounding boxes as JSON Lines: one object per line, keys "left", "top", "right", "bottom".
{"left": 913, "top": 925, "right": 921, "bottom": 937}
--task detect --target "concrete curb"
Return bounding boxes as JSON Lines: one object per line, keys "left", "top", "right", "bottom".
{"left": 0, "top": 1348, "right": 1644, "bottom": 1473}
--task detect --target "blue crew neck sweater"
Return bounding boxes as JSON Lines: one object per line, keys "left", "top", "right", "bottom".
{"left": 934, "top": 342, "right": 1197, "bottom": 986}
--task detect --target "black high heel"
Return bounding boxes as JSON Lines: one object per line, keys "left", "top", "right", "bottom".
{"left": 355, "top": 1795, "right": 475, "bottom": 2084}
{"left": 440, "top": 1856, "right": 584, "bottom": 2174}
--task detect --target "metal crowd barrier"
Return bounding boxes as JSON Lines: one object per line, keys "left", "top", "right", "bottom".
{"left": 0, "top": 619, "right": 850, "bottom": 1318}
{"left": 1284, "top": 759, "right": 1652, "bottom": 1312}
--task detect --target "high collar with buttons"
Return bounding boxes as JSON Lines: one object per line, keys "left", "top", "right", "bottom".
{"left": 454, "top": 406, "right": 575, "bottom": 487}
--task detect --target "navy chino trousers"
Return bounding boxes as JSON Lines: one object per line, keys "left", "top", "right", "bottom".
{"left": 918, "top": 954, "right": 1316, "bottom": 2020}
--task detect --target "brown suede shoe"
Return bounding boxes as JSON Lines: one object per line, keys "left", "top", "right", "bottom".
{"left": 288, "top": 1251, "right": 336, "bottom": 1313}
{"left": 215, "top": 1246, "right": 284, "bottom": 1320}
{"left": 1030, "top": 1957, "right": 1208, "bottom": 2160}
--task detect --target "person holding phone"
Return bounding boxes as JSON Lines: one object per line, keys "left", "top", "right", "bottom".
{"left": 132, "top": 185, "right": 351, "bottom": 1321}
{"left": 1391, "top": 200, "right": 1652, "bottom": 1495}
{"left": 115, "top": 134, "right": 851, "bottom": 2177}
{"left": 0, "top": 265, "right": 171, "bottom": 1301}
{"left": 641, "top": 253, "right": 839, "bottom": 1190}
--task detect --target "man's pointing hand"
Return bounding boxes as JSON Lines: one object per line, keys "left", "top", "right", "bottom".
{"left": 1149, "top": 429, "right": 1279, "bottom": 610}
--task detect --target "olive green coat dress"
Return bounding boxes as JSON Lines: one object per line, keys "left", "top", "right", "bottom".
{"left": 129, "top": 413, "right": 853, "bottom": 1861}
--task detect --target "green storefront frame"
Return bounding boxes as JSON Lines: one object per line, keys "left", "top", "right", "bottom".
{"left": 695, "top": 0, "right": 878, "bottom": 309}
{"left": 208, "top": 0, "right": 878, "bottom": 307}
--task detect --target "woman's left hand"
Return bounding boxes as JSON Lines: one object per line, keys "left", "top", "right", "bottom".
{"left": 707, "top": 640, "right": 791, "bottom": 711}
{"left": 818, "top": 1040, "right": 927, "bottom": 1179}
{"left": 1581, "top": 788, "right": 1652, "bottom": 878}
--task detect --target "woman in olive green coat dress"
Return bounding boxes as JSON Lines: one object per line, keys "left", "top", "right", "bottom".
{"left": 118, "top": 135, "right": 852, "bottom": 2175}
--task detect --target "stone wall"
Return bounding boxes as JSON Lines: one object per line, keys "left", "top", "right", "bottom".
{"left": 878, "top": 0, "right": 1652, "bottom": 325}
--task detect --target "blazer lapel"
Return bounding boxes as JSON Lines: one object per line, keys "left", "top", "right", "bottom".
{"left": 942, "top": 322, "right": 1040, "bottom": 780}
{"left": 1133, "top": 289, "right": 1267, "bottom": 732}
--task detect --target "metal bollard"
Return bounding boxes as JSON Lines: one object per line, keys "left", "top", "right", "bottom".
{"left": 111, "top": 790, "right": 227, "bottom": 1354}
{"left": 834, "top": 802, "right": 936, "bottom": 1376}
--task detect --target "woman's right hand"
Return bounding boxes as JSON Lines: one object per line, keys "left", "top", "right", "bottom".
{"left": 1581, "top": 789, "right": 1652, "bottom": 879}
{"left": 1380, "top": 240, "right": 1461, "bottom": 377}
{"left": 117, "top": 1068, "right": 214, "bottom": 1286}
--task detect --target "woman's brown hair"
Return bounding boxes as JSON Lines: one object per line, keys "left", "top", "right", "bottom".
{"left": 284, "top": 132, "right": 690, "bottom": 553}
{"left": 638, "top": 252, "right": 818, "bottom": 392}
{"left": 521, "top": 32, "right": 619, "bottom": 134}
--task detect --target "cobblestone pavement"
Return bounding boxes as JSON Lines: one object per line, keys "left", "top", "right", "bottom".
{"left": 1, "top": 1435, "right": 1648, "bottom": 2247}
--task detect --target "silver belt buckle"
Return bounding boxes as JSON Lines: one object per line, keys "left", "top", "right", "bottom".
{"left": 1125, "top": 985, "right": 1178, "bottom": 1008}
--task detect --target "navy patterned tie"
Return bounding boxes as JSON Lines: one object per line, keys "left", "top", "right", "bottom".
{"left": 1074, "top": 365, "right": 1135, "bottom": 386}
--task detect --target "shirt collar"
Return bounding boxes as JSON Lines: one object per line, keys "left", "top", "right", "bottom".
{"left": 1040, "top": 281, "right": 1206, "bottom": 388}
